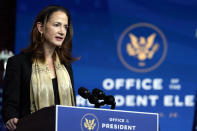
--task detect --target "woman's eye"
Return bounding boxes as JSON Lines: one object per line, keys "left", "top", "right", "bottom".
{"left": 64, "top": 26, "right": 68, "bottom": 29}
{"left": 54, "top": 24, "right": 59, "bottom": 27}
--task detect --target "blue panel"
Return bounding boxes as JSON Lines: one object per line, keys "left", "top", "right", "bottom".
{"left": 57, "top": 106, "right": 158, "bottom": 131}
{"left": 14, "top": 0, "right": 197, "bottom": 131}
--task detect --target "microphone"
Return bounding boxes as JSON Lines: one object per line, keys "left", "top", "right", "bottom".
{"left": 92, "top": 88, "right": 105, "bottom": 100}
{"left": 78, "top": 87, "right": 90, "bottom": 99}
{"left": 92, "top": 88, "right": 116, "bottom": 109}
{"left": 78, "top": 87, "right": 116, "bottom": 109}
{"left": 88, "top": 94, "right": 99, "bottom": 104}
{"left": 104, "top": 95, "right": 115, "bottom": 105}
{"left": 78, "top": 87, "right": 99, "bottom": 104}
{"left": 104, "top": 95, "right": 116, "bottom": 109}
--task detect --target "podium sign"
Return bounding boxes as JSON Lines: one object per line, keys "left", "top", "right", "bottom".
{"left": 56, "top": 106, "right": 158, "bottom": 131}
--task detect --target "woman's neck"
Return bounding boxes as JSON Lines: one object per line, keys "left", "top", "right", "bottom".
{"left": 43, "top": 42, "right": 56, "bottom": 78}
{"left": 43, "top": 42, "right": 56, "bottom": 60}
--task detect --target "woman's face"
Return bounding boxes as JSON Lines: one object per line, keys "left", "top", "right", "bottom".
{"left": 44, "top": 11, "right": 68, "bottom": 48}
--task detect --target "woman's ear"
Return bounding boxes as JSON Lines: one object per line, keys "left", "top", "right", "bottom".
{"left": 37, "top": 22, "right": 43, "bottom": 34}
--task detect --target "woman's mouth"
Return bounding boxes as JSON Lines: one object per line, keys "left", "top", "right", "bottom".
{"left": 55, "top": 36, "right": 63, "bottom": 41}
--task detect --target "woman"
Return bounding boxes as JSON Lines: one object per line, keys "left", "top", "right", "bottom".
{"left": 2, "top": 5, "right": 78, "bottom": 130}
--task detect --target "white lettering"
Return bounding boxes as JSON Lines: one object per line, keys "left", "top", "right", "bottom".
{"left": 136, "top": 95, "right": 148, "bottom": 106}
{"left": 164, "top": 95, "right": 194, "bottom": 107}
{"left": 115, "top": 79, "right": 124, "bottom": 90}
{"left": 175, "top": 95, "right": 183, "bottom": 107}
{"left": 126, "top": 95, "right": 135, "bottom": 106}
{"left": 115, "top": 95, "right": 125, "bottom": 106}
{"left": 185, "top": 95, "right": 194, "bottom": 106}
{"left": 125, "top": 79, "right": 135, "bottom": 90}
{"left": 136, "top": 79, "right": 141, "bottom": 90}
{"left": 102, "top": 78, "right": 163, "bottom": 91}
{"left": 103, "top": 78, "right": 114, "bottom": 90}
{"left": 76, "top": 95, "right": 86, "bottom": 106}
{"left": 153, "top": 79, "right": 163, "bottom": 90}
{"left": 149, "top": 95, "right": 159, "bottom": 106}
{"left": 142, "top": 78, "right": 151, "bottom": 90}
{"left": 164, "top": 95, "right": 173, "bottom": 107}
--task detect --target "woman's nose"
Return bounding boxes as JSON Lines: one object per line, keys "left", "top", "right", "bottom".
{"left": 58, "top": 26, "right": 66, "bottom": 35}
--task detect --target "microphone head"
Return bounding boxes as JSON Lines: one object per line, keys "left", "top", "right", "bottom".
{"left": 92, "top": 88, "right": 105, "bottom": 100}
{"left": 88, "top": 94, "right": 99, "bottom": 104}
{"left": 104, "top": 95, "right": 115, "bottom": 105}
{"left": 78, "top": 87, "right": 90, "bottom": 99}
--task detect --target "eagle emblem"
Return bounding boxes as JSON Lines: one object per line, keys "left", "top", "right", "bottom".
{"left": 84, "top": 118, "right": 96, "bottom": 130}
{"left": 126, "top": 33, "right": 159, "bottom": 66}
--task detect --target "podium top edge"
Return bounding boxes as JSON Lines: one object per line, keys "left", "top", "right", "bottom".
{"left": 56, "top": 105, "right": 159, "bottom": 116}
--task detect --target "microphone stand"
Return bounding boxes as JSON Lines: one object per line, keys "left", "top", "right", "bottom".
{"left": 110, "top": 102, "right": 116, "bottom": 110}
{"left": 94, "top": 101, "right": 105, "bottom": 108}
{"left": 94, "top": 101, "right": 116, "bottom": 110}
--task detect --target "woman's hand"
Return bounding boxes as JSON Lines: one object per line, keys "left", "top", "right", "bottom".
{"left": 6, "top": 118, "right": 19, "bottom": 131}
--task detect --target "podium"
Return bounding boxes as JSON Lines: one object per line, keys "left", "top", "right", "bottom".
{"left": 16, "top": 106, "right": 55, "bottom": 131}
{"left": 16, "top": 106, "right": 159, "bottom": 131}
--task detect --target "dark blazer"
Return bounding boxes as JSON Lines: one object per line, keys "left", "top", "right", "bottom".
{"left": 2, "top": 53, "right": 76, "bottom": 123}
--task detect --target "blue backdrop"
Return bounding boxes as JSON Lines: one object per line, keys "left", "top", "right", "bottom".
{"left": 14, "top": 0, "right": 197, "bottom": 131}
